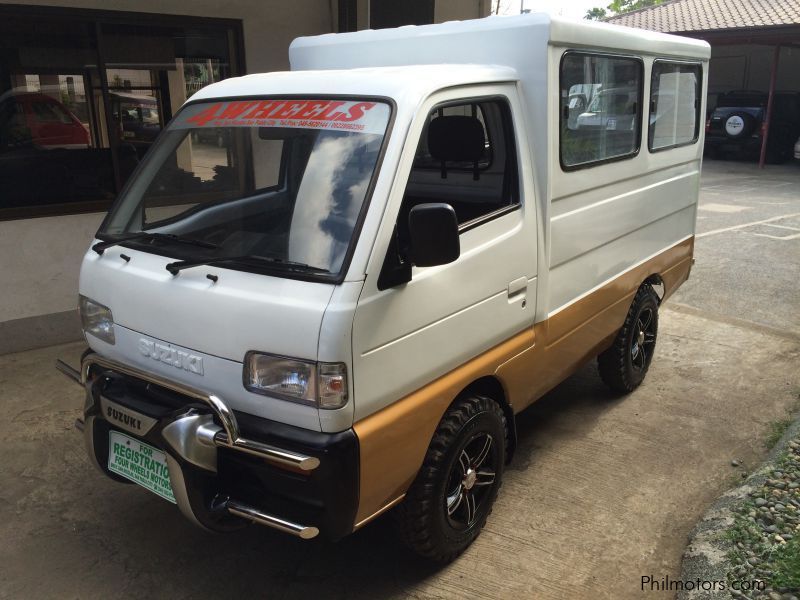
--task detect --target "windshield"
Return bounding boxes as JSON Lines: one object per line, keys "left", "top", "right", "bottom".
{"left": 100, "top": 98, "right": 391, "bottom": 277}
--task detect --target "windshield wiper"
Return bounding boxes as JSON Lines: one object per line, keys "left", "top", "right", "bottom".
{"left": 165, "top": 254, "right": 329, "bottom": 276}
{"left": 92, "top": 232, "right": 219, "bottom": 255}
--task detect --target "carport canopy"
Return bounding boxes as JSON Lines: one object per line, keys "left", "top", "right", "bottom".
{"left": 607, "top": 0, "right": 800, "bottom": 167}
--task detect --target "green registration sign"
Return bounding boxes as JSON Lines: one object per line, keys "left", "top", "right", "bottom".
{"left": 108, "top": 431, "right": 176, "bottom": 504}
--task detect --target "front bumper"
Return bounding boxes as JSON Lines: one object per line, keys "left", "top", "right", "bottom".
{"left": 58, "top": 352, "right": 359, "bottom": 541}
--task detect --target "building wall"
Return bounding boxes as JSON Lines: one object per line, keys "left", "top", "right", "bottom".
{"left": 359, "top": 0, "right": 488, "bottom": 30}
{"left": 0, "top": 0, "right": 334, "bottom": 353}
{"left": 434, "top": 0, "right": 489, "bottom": 23}
{"left": 0, "top": 0, "right": 335, "bottom": 74}
{"left": 0, "top": 0, "right": 489, "bottom": 354}
{"left": 709, "top": 44, "right": 800, "bottom": 99}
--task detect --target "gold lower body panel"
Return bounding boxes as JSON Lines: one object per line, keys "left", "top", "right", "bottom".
{"left": 352, "top": 236, "right": 694, "bottom": 526}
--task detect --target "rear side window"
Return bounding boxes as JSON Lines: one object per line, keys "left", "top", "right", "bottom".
{"left": 649, "top": 61, "right": 701, "bottom": 152}
{"left": 560, "top": 52, "right": 643, "bottom": 169}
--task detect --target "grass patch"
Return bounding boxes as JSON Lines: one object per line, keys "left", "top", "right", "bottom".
{"left": 725, "top": 442, "right": 800, "bottom": 593}
{"left": 725, "top": 506, "right": 791, "bottom": 593}
{"left": 772, "top": 536, "right": 800, "bottom": 590}
{"left": 763, "top": 391, "right": 800, "bottom": 450}
{"left": 765, "top": 418, "right": 793, "bottom": 450}
{"left": 725, "top": 511, "right": 767, "bottom": 557}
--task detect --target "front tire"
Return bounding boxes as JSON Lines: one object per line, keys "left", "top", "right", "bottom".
{"left": 394, "top": 395, "right": 506, "bottom": 563}
{"left": 598, "top": 284, "right": 659, "bottom": 394}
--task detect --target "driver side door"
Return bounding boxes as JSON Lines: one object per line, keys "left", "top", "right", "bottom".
{"left": 352, "top": 84, "right": 538, "bottom": 422}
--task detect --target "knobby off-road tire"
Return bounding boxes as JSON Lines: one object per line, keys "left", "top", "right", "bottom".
{"left": 394, "top": 395, "right": 507, "bottom": 563}
{"left": 598, "top": 284, "right": 659, "bottom": 394}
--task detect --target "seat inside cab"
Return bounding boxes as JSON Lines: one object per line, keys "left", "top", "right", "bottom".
{"left": 396, "top": 98, "right": 519, "bottom": 246}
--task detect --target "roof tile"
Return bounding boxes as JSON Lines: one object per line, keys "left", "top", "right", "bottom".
{"left": 606, "top": 0, "right": 800, "bottom": 32}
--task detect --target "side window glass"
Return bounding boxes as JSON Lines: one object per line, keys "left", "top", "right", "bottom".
{"left": 378, "top": 97, "right": 519, "bottom": 288}
{"left": 560, "top": 52, "right": 643, "bottom": 169}
{"left": 413, "top": 103, "right": 492, "bottom": 171}
{"left": 649, "top": 61, "right": 701, "bottom": 151}
{"left": 398, "top": 97, "right": 518, "bottom": 239}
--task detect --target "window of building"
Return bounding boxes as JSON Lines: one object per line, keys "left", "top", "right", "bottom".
{"left": 0, "top": 7, "right": 243, "bottom": 221}
{"left": 560, "top": 52, "right": 643, "bottom": 169}
{"left": 649, "top": 61, "right": 701, "bottom": 152}
{"left": 370, "top": 0, "right": 434, "bottom": 29}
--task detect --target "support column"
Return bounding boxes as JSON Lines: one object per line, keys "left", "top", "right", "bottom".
{"left": 758, "top": 45, "right": 781, "bottom": 169}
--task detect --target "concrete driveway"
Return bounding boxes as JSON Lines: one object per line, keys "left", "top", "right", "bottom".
{"left": 1, "top": 160, "right": 799, "bottom": 599}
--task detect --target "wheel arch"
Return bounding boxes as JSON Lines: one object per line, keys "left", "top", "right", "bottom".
{"left": 643, "top": 273, "right": 665, "bottom": 304}
{"left": 452, "top": 375, "right": 517, "bottom": 462}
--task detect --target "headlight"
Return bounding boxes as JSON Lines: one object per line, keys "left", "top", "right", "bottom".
{"left": 78, "top": 295, "right": 115, "bottom": 344}
{"left": 244, "top": 352, "right": 348, "bottom": 409}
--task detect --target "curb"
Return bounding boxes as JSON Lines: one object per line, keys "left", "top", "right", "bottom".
{"left": 679, "top": 417, "right": 800, "bottom": 599}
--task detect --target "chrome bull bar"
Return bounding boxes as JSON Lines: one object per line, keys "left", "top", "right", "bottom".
{"left": 56, "top": 353, "right": 321, "bottom": 540}
{"left": 66, "top": 353, "right": 319, "bottom": 471}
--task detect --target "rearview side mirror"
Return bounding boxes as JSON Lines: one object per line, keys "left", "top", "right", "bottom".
{"left": 408, "top": 203, "right": 460, "bottom": 267}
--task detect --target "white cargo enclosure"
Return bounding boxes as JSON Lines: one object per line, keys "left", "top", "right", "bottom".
{"left": 61, "top": 14, "right": 710, "bottom": 562}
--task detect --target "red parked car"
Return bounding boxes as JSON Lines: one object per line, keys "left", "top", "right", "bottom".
{"left": 1, "top": 91, "right": 89, "bottom": 149}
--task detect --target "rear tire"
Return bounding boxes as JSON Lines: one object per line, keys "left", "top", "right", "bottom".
{"left": 394, "top": 395, "right": 506, "bottom": 563}
{"left": 598, "top": 284, "right": 659, "bottom": 394}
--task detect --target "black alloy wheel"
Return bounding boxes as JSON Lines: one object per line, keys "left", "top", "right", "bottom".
{"left": 630, "top": 305, "right": 656, "bottom": 374}
{"left": 394, "top": 395, "right": 506, "bottom": 562}
{"left": 598, "top": 284, "right": 660, "bottom": 394}
{"left": 444, "top": 431, "right": 497, "bottom": 530}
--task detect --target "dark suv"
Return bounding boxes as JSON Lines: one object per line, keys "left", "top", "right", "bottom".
{"left": 705, "top": 90, "right": 800, "bottom": 163}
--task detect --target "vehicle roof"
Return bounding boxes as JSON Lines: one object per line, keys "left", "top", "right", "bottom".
{"left": 188, "top": 64, "right": 519, "bottom": 104}
{"left": 3, "top": 91, "right": 62, "bottom": 102}
{"left": 190, "top": 14, "right": 709, "bottom": 107}
{"left": 290, "top": 12, "right": 710, "bottom": 72}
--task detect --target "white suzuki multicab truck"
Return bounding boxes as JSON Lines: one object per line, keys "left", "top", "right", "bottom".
{"left": 57, "top": 14, "right": 709, "bottom": 561}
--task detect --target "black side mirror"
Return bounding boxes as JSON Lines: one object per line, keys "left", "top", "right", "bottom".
{"left": 408, "top": 203, "right": 460, "bottom": 267}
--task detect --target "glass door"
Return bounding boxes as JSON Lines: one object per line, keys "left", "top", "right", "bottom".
{"left": 100, "top": 22, "right": 236, "bottom": 190}
{"left": 0, "top": 6, "right": 242, "bottom": 219}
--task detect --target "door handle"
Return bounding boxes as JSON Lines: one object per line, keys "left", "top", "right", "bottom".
{"left": 507, "top": 277, "right": 527, "bottom": 301}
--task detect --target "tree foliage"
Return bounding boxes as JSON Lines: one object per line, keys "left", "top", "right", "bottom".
{"left": 585, "top": 7, "right": 608, "bottom": 20}
{"left": 584, "top": 0, "right": 663, "bottom": 20}
{"left": 608, "top": 0, "right": 663, "bottom": 12}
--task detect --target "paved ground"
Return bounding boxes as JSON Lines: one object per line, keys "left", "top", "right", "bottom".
{"left": 1, "top": 159, "right": 799, "bottom": 599}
